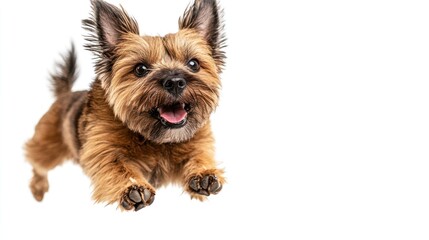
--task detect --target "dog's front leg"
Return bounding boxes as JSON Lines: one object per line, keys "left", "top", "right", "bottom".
{"left": 182, "top": 155, "right": 225, "bottom": 201}
{"left": 80, "top": 135, "right": 155, "bottom": 211}
{"left": 178, "top": 126, "right": 225, "bottom": 200}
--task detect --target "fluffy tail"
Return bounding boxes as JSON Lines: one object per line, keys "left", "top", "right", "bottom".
{"left": 50, "top": 43, "right": 78, "bottom": 98}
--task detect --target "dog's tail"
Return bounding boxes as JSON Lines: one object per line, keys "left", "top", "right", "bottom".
{"left": 50, "top": 43, "right": 78, "bottom": 98}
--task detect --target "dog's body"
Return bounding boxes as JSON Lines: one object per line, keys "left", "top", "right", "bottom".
{"left": 25, "top": 0, "right": 225, "bottom": 211}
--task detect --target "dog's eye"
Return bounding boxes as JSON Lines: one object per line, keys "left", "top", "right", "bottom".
{"left": 187, "top": 59, "right": 200, "bottom": 72}
{"left": 134, "top": 63, "right": 150, "bottom": 77}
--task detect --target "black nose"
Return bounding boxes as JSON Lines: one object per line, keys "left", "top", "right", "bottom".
{"left": 162, "top": 77, "right": 186, "bottom": 96}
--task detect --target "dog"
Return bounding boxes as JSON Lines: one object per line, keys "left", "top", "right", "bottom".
{"left": 25, "top": 0, "right": 226, "bottom": 211}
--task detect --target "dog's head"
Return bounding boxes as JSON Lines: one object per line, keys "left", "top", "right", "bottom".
{"left": 83, "top": 0, "right": 225, "bottom": 143}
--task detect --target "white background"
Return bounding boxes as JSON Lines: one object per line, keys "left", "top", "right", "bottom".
{"left": 1, "top": 0, "right": 428, "bottom": 239}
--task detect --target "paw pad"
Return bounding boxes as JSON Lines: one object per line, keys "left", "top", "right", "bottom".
{"left": 189, "top": 174, "right": 222, "bottom": 196}
{"left": 120, "top": 185, "right": 155, "bottom": 211}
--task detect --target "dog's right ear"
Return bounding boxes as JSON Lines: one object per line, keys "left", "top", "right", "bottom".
{"left": 83, "top": 0, "right": 139, "bottom": 76}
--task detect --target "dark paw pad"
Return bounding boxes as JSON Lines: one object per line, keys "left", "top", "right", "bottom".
{"left": 120, "top": 185, "right": 155, "bottom": 211}
{"left": 189, "top": 175, "right": 222, "bottom": 196}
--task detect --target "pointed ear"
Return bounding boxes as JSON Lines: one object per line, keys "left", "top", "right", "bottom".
{"left": 83, "top": 0, "right": 139, "bottom": 73}
{"left": 179, "top": 0, "right": 226, "bottom": 69}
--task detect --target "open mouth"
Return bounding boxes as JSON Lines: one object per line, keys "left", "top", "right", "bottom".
{"left": 153, "top": 102, "right": 191, "bottom": 128}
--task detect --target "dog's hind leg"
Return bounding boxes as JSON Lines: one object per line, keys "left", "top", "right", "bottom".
{"left": 25, "top": 100, "right": 72, "bottom": 201}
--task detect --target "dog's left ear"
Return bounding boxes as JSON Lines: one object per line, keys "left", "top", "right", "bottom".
{"left": 179, "top": 0, "right": 226, "bottom": 70}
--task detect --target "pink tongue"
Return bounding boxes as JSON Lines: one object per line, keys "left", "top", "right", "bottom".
{"left": 159, "top": 105, "right": 187, "bottom": 123}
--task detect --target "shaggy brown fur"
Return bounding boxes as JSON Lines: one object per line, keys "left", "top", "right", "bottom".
{"left": 25, "top": 0, "right": 226, "bottom": 211}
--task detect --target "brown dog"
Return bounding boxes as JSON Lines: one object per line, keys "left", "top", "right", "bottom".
{"left": 25, "top": 0, "right": 225, "bottom": 211}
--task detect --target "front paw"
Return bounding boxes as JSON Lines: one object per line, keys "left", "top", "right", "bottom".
{"left": 120, "top": 185, "right": 155, "bottom": 211}
{"left": 189, "top": 174, "right": 223, "bottom": 196}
